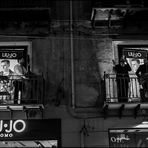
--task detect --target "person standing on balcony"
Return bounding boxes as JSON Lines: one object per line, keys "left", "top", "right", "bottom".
{"left": 136, "top": 58, "right": 148, "bottom": 102}
{"left": 112, "top": 55, "right": 131, "bottom": 102}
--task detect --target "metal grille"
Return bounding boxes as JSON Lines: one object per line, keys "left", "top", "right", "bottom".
{"left": 0, "top": 75, "right": 44, "bottom": 105}
{"left": 104, "top": 73, "right": 142, "bottom": 103}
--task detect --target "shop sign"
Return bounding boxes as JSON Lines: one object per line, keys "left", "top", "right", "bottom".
{"left": 0, "top": 119, "right": 61, "bottom": 141}
{"left": 0, "top": 50, "right": 23, "bottom": 59}
{"left": 109, "top": 128, "right": 148, "bottom": 147}
{"left": 0, "top": 120, "right": 26, "bottom": 138}
{"left": 123, "top": 49, "right": 147, "bottom": 59}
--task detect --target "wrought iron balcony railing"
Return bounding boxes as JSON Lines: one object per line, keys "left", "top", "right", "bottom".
{"left": 104, "top": 72, "right": 147, "bottom": 103}
{"left": 0, "top": 74, "right": 44, "bottom": 105}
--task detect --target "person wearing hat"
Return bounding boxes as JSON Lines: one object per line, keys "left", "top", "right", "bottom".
{"left": 112, "top": 55, "right": 132, "bottom": 102}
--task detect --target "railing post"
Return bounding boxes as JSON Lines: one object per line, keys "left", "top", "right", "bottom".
{"left": 103, "top": 71, "right": 106, "bottom": 103}
{"left": 42, "top": 76, "right": 45, "bottom": 105}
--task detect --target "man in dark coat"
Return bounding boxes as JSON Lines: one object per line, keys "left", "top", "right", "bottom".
{"left": 113, "top": 55, "right": 131, "bottom": 102}
{"left": 136, "top": 58, "right": 148, "bottom": 102}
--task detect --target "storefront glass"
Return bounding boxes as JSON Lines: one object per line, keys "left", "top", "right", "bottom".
{"left": 0, "top": 140, "right": 57, "bottom": 147}
{"left": 0, "top": 119, "right": 61, "bottom": 148}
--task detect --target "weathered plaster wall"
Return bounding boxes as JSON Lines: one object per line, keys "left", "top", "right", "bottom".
{"left": 0, "top": 1, "right": 148, "bottom": 147}
{"left": 0, "top": 34, "right": 146, "bottom": 147}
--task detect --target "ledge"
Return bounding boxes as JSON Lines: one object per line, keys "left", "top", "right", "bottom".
{"left": 0, "top": 104, "right": 44, "bottom": 111}
{"left": 103, "top": 102, "right": 148, "bottom": 109}
{"left": 103, "top": 102, "right": 148, "bottom": 118}
{"left": 0, "top": 104, "right": 44, "bottom": 119}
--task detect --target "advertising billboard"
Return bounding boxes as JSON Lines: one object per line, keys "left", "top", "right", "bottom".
{"left": 0, "top": 46, "right": 28, "bottom": 71}
{"left": 0, "top": 119, "right": 61, "bottom": 148}
{"left": 109, "top": 128, "right": 148, "bottom": 147}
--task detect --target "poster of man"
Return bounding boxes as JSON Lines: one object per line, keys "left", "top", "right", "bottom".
{"left": 0, "top": 48, "right": 27, "bottom": 104}
{"left": 123, "top": 48, "right": 147, "bottom": 102}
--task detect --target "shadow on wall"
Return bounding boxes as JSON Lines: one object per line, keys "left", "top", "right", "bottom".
{"left": 75, "top": 80, "right": 104, "bottom": 108}
{"left": 75, "top": 53, "right": 103, "bottom": 108}
{"left": 75, "top": 84, "right": 99, "bottom": 107}
{"left": 44, "top": 74, "right": 67, "bottom": 106}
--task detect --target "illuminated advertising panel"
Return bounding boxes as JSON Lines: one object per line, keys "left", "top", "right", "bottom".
{"left": 109, "top": 128, "right": 148, "bottom": 147}
{"left": 0, "top": 119, "right": 61, "bottom": 147}
{"left": 123, "top": 49, "right": 147, "bottom": 59}
{"left": 0, "top": 46, "right": 28, "bottom": 71}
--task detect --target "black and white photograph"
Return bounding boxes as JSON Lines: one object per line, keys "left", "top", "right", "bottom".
{"left": 2, "top": 0, "right": 148, "bottom": 147}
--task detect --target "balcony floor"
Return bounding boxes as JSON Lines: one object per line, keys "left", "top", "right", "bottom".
{"left": 104, "top": 102, "right": 148, "bottom": 109}
{"left": 0, "top": 104, "right": 44, "bottom": 111}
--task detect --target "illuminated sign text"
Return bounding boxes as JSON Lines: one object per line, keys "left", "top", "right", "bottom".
{"left": 123, "top": 49, "right": 147, "bottom": 59}
{"left": 2, "top": 53, "right": 17, "bottom": 58}
{"left": 0, "top": 120, "right": 26, "bottom": 138}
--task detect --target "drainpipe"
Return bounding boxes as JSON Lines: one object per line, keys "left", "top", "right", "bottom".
{"left": 80, "top": 119, "right": 85, "bottom": 148}
{"left": 70, "top": 0, "right": 75, "bottom": 108}
{"left": 67, "top": 0, "right": 102, "bottom": 118}
{"left": 80, "top": 119, "right": 89, "bottom": 148}
{"left": 80, "top": 130, "right": 85, "bottom": 148}
{"left": 66, "top": 1, "right": 103, "bottom": 118}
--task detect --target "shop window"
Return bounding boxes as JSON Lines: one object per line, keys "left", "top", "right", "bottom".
{"left": 105, "top": 41, "right": 148, "bottom": 103}
{"left": 0, "top": 119, "right": 61, "bottom": 147}
{"left": 0, "top": 42, "right": 44, "bottom": 105}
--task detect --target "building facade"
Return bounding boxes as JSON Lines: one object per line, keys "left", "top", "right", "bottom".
{"left": 0, "top": 0, "right": 148, "bottom": 147}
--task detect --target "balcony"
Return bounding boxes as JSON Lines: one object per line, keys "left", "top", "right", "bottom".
{"left": 0, "top": 74, "right": 44, "bottom": 118}
{"left": 103, "top": 72, "right": 148, "bottom": 118}
{"left": 104, "top": 73, "right": 142, "bottom": 103}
